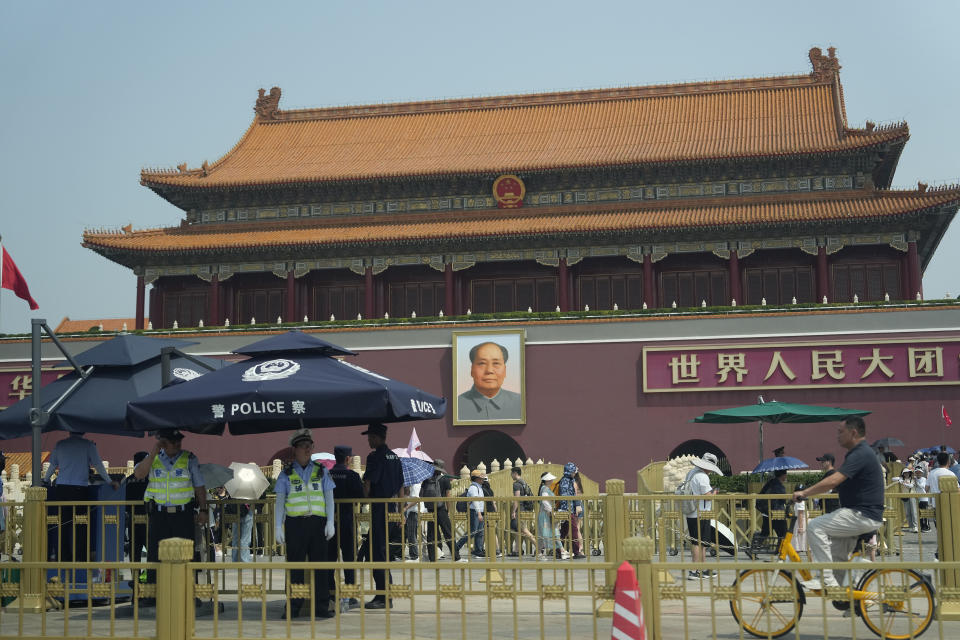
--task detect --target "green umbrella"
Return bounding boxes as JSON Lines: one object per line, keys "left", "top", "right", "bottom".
{"left": 692, "top": 400, "right": 871, "bottom": 464}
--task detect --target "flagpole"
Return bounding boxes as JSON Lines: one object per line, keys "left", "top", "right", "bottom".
{"left": 0, "top": 234, "right": 5, "bottom": 335}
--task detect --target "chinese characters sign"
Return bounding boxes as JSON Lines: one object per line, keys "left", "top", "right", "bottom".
{"left": 0, "top": 368, "right": 71, "bottom": 410}
{"left": 642, "top": 339, "right": 960, "bottom": 393}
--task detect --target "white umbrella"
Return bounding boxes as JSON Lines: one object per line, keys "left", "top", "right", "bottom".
{"left": 310, "top": 451, "right": 336, "bottom": 470}
{"left": 224, "top": 462, "right": 270, "bottom": 500}
{"left": 392, "top": 426, "right": 433, "bottom": 462}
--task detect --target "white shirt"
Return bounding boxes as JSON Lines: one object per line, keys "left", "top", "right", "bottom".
{"left": 927, "top": 467, "right": 959, "bottom": 506}
{"left": 404, "top": 483, "right": 424, "bottom": 514}
{"left": 685, "top": 468, "right": 714, "bottom": 512}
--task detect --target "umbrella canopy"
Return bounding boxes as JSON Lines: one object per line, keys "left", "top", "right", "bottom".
{"left": 311, "top": 451, "right": 336, "bottom": 471}
{"left": 126, "top": 330, "right": 446, "bottom": 435}
{"left": 751, "top": 456, "right": 809, "bottom": 474}
{"left": 0, "top": 337, "right": 222, "bottom": 439}
{"left": 872, "top": 437, "right": 904, "bottom": 449}
{"left": 397, "top": 455, "right": 436, "bottom": 487}
{"left": 395, "top": 426, "right": 433, "bottom": 462}
{"left": 198, "top": 462, "right": 234, "bottom": 488}
{"left": 693, "top": 400, "right": 871, "bottom": 464}
{"left": 925, "top": 445, "right": 957, "bottom": 455}
{"left": 224, "top": 462, "right": 270, "bottom": 500}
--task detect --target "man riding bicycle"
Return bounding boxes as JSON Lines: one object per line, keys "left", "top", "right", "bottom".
{"left": 791, "top": 416, "right": 884, "bottom": 590}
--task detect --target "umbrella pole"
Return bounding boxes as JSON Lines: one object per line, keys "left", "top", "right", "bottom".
{"left": 758, "top": 421, "right": 764, "bottom": 465}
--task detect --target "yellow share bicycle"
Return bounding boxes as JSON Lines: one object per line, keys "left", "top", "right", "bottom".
{"left": 729, "top": 532, "right": 935, "bottom": 639}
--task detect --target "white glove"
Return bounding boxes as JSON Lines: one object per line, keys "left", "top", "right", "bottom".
{"left": 325, "top": 519, "right": 335, "bottom": 541}
{"left": 276, "top": 528, "right": 285, "bottom": 545}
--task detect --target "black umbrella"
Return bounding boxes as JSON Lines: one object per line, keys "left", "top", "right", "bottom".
{"left": 871, "top": 437, "right": 905, "bottom": 449}
{"left": 126, "top": 330, "right": 446, "bottom": 435}
{"left": 0, "top": 335, "right": 222, "bottom": 439}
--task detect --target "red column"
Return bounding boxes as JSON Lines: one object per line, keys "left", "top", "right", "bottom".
{"left": 728, "top": 250, "right": 741, "bottom": 304}
{"left": 444, "top": 263, "right": 454, "bottom": 316}
{"left": 907, "top": 241, "right": 922, "bottom": 299}
{"left": 364, "top": 267, "right": 374, "bottom": 319}
{"left": 285, "top": 271, "right": 295, "bottom": 322}
{"left": 816, "top": 246, "right": 829, "bottom": 302}
{"left": 558, "top": 258, "right": 568, "bottom": 311}
{"left": 209, "top": 273, "right": 220, "bottom": 325}
{"left": 643, "top": 254, "right": 655, "bottom": 308}
{"left": 135, "top": 275, "right": 145, "bottom": 330}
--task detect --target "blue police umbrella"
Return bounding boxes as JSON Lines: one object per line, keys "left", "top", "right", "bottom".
{"left": 126, "top": 330, "right": 446, "bottom": 435}
{"left": 397, "top": 456, "right": 436, "bottom": 487}
{"left": 0, "top": 335, "right": 223, "bottom": 439}
{"left": 751, "top": 456, "right": 809, "bottom": 474}
{"left": 925, "top": 445, "right": 956, "bottom": 455}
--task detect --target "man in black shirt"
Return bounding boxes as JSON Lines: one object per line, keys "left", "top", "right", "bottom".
{"left": 327, "top": 445, "right": 364, "bottom": 610}
{"left": 362, "top": 423, "right": 403, "bottom": 609}
{"left": 793, "top": 416, "right": 884, "bottom": 590}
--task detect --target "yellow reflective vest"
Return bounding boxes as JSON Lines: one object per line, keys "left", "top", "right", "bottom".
{"left": 284, "top": 464, "right": 326, "bottom": 517}
{"left": 144, "top": 452, "right": 194, "bottom": 506}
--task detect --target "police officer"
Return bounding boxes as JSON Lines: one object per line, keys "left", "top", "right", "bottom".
{"left": 327, "top": 444, "right": 363, "bottom": 610}
{"left": 274, "top": 428, "right": 336, "bottom": 619}
{"left": 132, "top": 429, "right": 207, "bottom": 600}
{"left": 362, "top": 423, "right": 403, "bottom": 610}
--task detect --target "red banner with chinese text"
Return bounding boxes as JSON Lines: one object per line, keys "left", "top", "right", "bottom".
{"left": 643, "top": 338, "right": 960, "bottom": 393}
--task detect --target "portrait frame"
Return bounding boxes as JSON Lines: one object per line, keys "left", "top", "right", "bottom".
{"left": 452, "top": 329, "right": 526, "bottom": 426}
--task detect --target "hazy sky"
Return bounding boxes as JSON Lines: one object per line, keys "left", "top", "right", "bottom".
{"left": 2, "top": 1, "right": 959, "bottom": 334}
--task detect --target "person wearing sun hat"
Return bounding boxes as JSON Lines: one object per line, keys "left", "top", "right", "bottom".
{"left": 683, "top": 453, "right": 721, "bottom": 580}
{"left": 536, "top": 471, "right": 566, "bottom": 559}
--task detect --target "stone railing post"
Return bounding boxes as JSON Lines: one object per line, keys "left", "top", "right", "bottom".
{"left": 12, "top": 486, "right": 48, "bottom": 612}
{"left": 625, "top": 536, "right": 659, "bottom": 640}
{"left": 935, "top": 476, "right": 960, "bottom": 620}
{"left": 603, "top": 479, "right": 626, "bottom": 586}
{"left": 156, "top": 538, "right": 194, "bottom": 640}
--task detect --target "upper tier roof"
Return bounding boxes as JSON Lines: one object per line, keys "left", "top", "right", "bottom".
{"left": 140, "top": 48, "right": 907, "bottom": 193}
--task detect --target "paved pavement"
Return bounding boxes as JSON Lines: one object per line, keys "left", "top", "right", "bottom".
{"left": 1, "top": 528, "right": 956, "bottom": 638}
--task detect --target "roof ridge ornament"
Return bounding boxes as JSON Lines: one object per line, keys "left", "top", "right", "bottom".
{"left": 255, "top": 87, "right": 282, "bottom": 120}
{"left": 808, "top": 47, "right": 841, "bottom": 81}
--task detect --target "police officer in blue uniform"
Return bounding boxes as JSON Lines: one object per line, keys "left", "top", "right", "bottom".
{"left": 275, "top": 428, "right": 336, "bottom": 618}
{"left": 132, "top": 429, "right": 207, "bottom": 599}
{"left": 362, "top": 423, "right": 403, "bottom": 609}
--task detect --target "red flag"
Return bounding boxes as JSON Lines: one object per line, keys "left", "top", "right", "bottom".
{"left": 942, "top": 405, "right": 952, "bottom": 428}
{"left": 1, "top": 246, "right": 39, "bottom": 310}
{"left": 612, "top": 561, "right": 647, "bottom": 640}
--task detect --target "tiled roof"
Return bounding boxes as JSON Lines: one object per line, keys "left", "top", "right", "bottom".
{"left": 140, "top": 56, "right": 906, "bottom": 190}
{"left": 55, "top": 317, "right": 142, "bottom": 334}
{"left": 83, "top": 188, "right": 960, "bottom": 254}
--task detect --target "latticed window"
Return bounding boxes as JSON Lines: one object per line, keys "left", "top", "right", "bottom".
{"left": 237, "top": 289, "right": 284, "bottom": 324}
{"left": 578, "top": 274, "right": 644, "bottom": 310}
{"left": 312, "top": 283, "right": 364, "bottom": 321}
{"left": 388, "top": 282, "right": 444, "bottom": 317}
{"left": 162, "top": 291, "right": 207, "bottom": 328}
{"left": 659, "top": 270, "right": 727, "bottom": 307}
{"left": 470, "top": 277, "right": 556, "bottom": 313}
{"left": 832, "top": 263, "right": 900, "bottom": 302}
{"left": 744, "top": 267, "right": 814, "bottom": 305}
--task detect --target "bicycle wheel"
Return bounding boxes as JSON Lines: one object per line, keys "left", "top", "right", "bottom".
{"left": 856, "top": 568, "right": 934, "bottom": 639}
{"left": 729, "top": 569, "right": 803, "bottom": 639}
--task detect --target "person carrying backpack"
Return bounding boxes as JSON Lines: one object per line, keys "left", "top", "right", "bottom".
{"left": 454, "top": 470, "right": 487, "bottom": 559}
{"left": 681, "top": 453, "right": 721, "bottom": 580}
{"left": 422, "top": 459, "right": 458, "bottom": 561}
{"left": 508, "top": 467, "right": 537, "bottom": 556}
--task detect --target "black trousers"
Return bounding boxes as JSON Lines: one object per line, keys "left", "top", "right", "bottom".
{"left": 426, "top": 507, "right": 458, "bottom": 560}
{"left": 285, "top": 515, "right": 330, "bottom": 614}
{"left": 146, "top": 505, "right": 197, "bottom": 584}
{"left": 370, "top": 503, "right": 393, "bottom": 598}
{"left": 50, "top": 485, "right": 92, "bottom": 563}
{"left": 326, "top": 515, "right": 356, "bottom": 591}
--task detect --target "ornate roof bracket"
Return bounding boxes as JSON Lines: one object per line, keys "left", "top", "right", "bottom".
{"left": 196, "top": 265, "right": 214, "bottom": 283}
{"left": 270, "top": 263, "right": 288, "bottom": 279}
{"left": 733, "top": 242, "right": 755, "bottom": 260}
{"left": 564, "top": 248, "right": 584, "bottom": 267}
{"left": 534, "top": 249, "right": 560, "bottom": 268}
{"left": 426, "top": 255, "right": 445, "bottom": 272}
{"left": 799, "top": 237, "right": 819, "bottom": 256}
{"left": 370, "top": 257, "right": 389, "bottom": 276}
{"left": 712, "top": 247, "right": 731, "bottom": 260}
{"left": 825, "top": 236, "right": 845, "bottom": 255}
{"left": 294, "top": 262, "right": 311, "bottom": 278}
{"left": 625, "top": 246, "right": 644, "bottom": 264}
